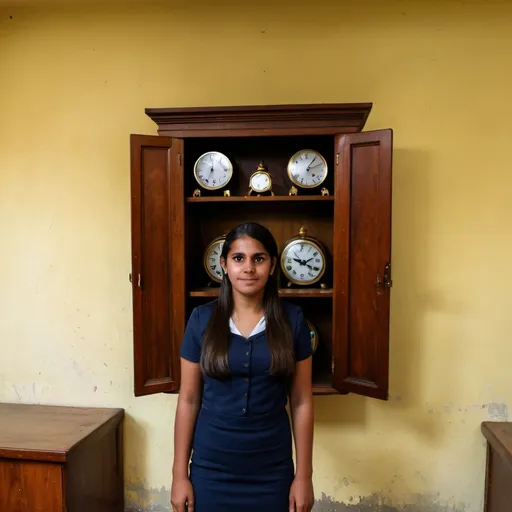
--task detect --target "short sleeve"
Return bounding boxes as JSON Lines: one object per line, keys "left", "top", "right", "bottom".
{"left": 179, "top": 307, "right": 202, "bottom": 363}
{"left": 294, "top": 308, "right": 313, "bottom": 362}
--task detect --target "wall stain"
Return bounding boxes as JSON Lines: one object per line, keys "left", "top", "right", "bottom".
{"left": 314, "top": 493, "right": 469, "bottom": 511}
{"left": 125, "top": 480, "right": 169, "bottom": 512}
{"left": 124, "top": 488, "right": 470, "bottom": 512}
{"left": 487, "top": 402, "right": 508, "bottom": 421}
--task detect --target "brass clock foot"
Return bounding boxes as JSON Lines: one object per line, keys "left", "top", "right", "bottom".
{"left": 193, "top": 189, "right": 201, "bottom": 197}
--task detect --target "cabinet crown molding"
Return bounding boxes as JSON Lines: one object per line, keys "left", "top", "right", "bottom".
{"left": 145, "top": 102, "right": 373, "bottom": 137}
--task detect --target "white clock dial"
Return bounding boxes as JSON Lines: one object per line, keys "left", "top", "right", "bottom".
{"left": 194, "top": 151, "right": 233, "bottom": 191}
{"left": 281, "top": 240, "right": 325, "bottom": 285}
{"left": 204, "top": 238, "right": 225, "bottom": 282}
{"left": 250, "top": 172, "right": 271, "bottom": 192}
{"left": 287, "top": 150, "right": 328, "bottom": 189}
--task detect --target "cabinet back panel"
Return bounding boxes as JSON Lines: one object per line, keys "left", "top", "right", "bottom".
{"left": 184, "top": 135, "right": 335, "bottom": 198}
{"left": 185, "top": 201, "right": 334, "bottom": 291}
{"left": 286, "top": 297, "right": 333, "bottom": 386}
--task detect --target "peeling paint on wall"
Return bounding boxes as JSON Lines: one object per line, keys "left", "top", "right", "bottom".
{"left": 125, "top": 481, "right": 170, "bottom": 512}
{"left": 124, "top": 489, "right": 471, "bottom": 512}
{"left": 487, "top": 402, "right": 509, "bottom": 421}
{"left": 314, "top": 493, "right": 470, "bottom": 511}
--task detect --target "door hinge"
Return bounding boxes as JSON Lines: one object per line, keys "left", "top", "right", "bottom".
{"left": 129, "top": 273, "right": 142, "bottom": 288}
{"left": 376, "top": 263, "right": 393, "bottom": 291}
{"left": 178, "top": 153, "right": 182, "bottom": 166}
{"left": 336, "top": 153, "right": 339, "bottom": 165}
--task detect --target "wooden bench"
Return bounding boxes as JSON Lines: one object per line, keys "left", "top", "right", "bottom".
{"left": 0, "top": 403, "right": 124, "bottom": 512}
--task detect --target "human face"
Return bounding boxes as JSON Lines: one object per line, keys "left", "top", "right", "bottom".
{"left": 221, "top": 236, "right": 275, "bottom": 297}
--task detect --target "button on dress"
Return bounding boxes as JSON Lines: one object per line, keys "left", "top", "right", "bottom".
{"left": 179, "top": 300, "right": 313, "bottom": 512}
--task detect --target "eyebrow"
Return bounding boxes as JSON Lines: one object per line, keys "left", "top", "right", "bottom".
{"left": 231, "top": 252, "right": 268, "bottom": 257}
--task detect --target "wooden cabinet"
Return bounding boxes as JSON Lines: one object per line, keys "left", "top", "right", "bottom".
{"left": 482, "top": 421, "right": 512, "bottom": 512}
{"left": 0, "top": 403, "right": 124, "bottom": 512}
{"left": 129, "top": 103, "right": 393, "bottom": 399}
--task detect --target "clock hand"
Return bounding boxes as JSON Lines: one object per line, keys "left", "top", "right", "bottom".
{"left": 293, "top": 253, "right": 307, "bottom": 265}
{"left": 294, "top": 253, "right": 307, "bottom": 264}
{"left": 306, "top": 156, "right": 316, "bottom": 171}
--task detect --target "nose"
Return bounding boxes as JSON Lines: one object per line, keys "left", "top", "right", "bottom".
{"left": 243, "top": 261, "right": 256, "bottom": 274}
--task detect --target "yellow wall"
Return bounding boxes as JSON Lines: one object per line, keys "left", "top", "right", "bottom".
{"left": 1, "top": 1, "right": 511, "bottom": 510}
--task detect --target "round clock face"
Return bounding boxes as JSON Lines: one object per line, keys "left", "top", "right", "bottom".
{"left": 287, "top": 149, "right": 328, "bottom": 189}
{"left": 194, "top": 151, "right": 233, "bottom": 191}
{"left": 280, "top": 239, "right": 326, "bottom": 285}
{"left": 250, "top": 171, "right": 271, "bottom": 193}
{"left": 203, "top": 237, "right": 225, "bottom": 282}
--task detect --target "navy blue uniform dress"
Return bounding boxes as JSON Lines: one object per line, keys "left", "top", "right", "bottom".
{"left": 179, "top": 300, "right": 313, "bottom": 512}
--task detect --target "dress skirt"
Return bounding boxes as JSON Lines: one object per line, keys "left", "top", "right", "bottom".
{"left": 190, "top": 405, "right": 294, "bottom": 511}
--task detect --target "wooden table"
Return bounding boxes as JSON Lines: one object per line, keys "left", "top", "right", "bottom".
{"left": 0, "top": 403, "right": 124, "bottom": 512}
{"left": 482, "top": 421, "right": 512, "bottom": 512}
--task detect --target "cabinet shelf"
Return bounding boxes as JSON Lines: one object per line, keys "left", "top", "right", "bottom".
{"left": 311, "top": 375, "right": 344, "bottom": 395}
{"left": 189, "top": 287, "right": 333, "bottom": 298}
{"left": 312, "top": 385, "right": 341, "bottom": 396}
{"left": 186, "top": 195, "right": 334, "bottom": 204}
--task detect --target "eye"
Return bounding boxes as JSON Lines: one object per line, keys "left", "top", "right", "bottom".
{"left": 254, "top": 256, "right": 265, "bottom": 263}
{"left": 232, "top": 255, "right": 243, "bottom": 262}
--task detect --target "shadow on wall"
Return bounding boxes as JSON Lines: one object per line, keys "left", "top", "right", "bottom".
{"left": 315, "top": 146, "right": 450, "bottom": 425}
{"left": 310, "top": 147, "right": 472, "bottom": 511}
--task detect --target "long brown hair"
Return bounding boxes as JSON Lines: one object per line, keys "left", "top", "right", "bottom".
{"left": 200, "top": 222, "right": 295, "bottom": 379}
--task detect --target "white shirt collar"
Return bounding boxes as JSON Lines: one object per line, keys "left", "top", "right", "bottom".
{"left": 229, "top": 316, "right": 266, "bottom": 338}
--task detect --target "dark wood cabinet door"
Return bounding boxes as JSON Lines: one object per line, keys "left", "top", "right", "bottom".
{"left": 332, "top": 129, "right": 393, "bottom": 400}
{"left": 130, "top": 135, "right": 185, "bottom": 396}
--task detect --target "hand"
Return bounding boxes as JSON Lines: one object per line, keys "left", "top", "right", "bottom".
{"left": 171, "top": 476, "right": 194, "bottom": 512}
{"left": 289, "top": 476, "right": 314, "bottom": 511}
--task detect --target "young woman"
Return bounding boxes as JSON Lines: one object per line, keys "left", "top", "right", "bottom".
{"left": 171, "top": 222, "right": 314, "bottom": 512}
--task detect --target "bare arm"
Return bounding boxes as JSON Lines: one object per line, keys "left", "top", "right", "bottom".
{"left": 289, "top": 356, "right": 314, "bottom": 479}
{"left": 172, "top": 358, "right": 203, "bottom": 480}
